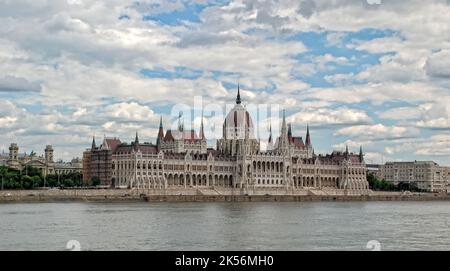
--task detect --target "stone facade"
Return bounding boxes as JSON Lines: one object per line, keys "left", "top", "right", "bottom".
{"left": 377, "top": 161, "right": 449, "bottom": 192}
{"left": 0, "top": 143, "right": 82, "bottom": 176}
{"left": 82, "top": 137, "right": 121, "bottom": 187}
{"left": 84, "top": 89, "right": 369, "bottom": 194}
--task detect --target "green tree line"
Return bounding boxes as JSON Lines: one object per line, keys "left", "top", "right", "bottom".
{"left": 0, "top": 166, "right": 99, "bottom": 189}
{"left": 367, "top": 172, "right": 422, "bottom": 192}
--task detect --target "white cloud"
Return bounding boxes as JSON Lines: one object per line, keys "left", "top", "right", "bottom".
{"left": 426, "top": 49, "right": 450, "bottom": 79}
{"left": 0, "top": 76, "right": 42, "bottom": 92}
{"left": 289, "top": 108, "right": 372, "bottom": 126}
{"left": 0, "top": 0, "right": 449, "bottom": 165}
{"left": 105, "top": 102, "right": 156, "bottom": 122}
{"left": 334, "top": 124, "right": 420, "bottom": 141}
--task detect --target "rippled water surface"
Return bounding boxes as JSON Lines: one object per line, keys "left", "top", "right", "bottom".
{"left": 0, "top": 201, "right": 449, "bottom": 250}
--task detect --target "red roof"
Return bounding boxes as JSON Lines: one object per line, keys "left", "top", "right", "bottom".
{"left": 164, "top": 129, "right": 201, "bottom": 143}
{"left": 164, "top": 130, "right": 175, "bottom": 142}
{"left": 114, "top": 144, "right": 158, "bottom": 154}
{"left": 290, "top": 137, "right": 305, "bottom": 149}
{"left": 105, "top": 138, "right": 122, "bottom": 152}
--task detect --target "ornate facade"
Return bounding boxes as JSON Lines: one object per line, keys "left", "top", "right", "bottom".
{"left": 85, "top": 88, "right": 369, "bottom": 194}
{"left": 0, "top": 143, "right": 82, "bottom": 176}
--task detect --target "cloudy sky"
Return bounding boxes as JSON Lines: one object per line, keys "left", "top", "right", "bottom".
{"left": 0, "top": 0, "right": 449, "bottom": 165}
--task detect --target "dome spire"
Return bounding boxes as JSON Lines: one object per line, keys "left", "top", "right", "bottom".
{"left": 236, "top": 81, "right": 241, "bottom": 105}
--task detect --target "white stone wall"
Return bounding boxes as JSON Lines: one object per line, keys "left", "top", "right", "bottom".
{"left": 112, "top": 148, "right": 369, "bottom": 193}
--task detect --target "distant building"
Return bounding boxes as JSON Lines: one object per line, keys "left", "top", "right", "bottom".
{"left": 445, "top": 167, "right": 450, "bottom": 193}
{"left": 54, "top": 158, "right": 83, "bottom": 175}
{"left": 378, "top": 161, "right": 448, "bottom": 192}
{"left": 366, "top": 164, "right": 381, "bottom": 176}
{"left": 0, "top": 143, "right": 82, "bottom": 176}
{"left": 0, "top": 152, "right": 7, "bottom": 167}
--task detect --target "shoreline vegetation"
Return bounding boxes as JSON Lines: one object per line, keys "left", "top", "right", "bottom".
{"left": 0, "top": 166, "right": 95, "bottom": 190}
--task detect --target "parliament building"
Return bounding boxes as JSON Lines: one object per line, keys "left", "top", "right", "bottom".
{"left": 83, "top": 89, "right": 369, "bottom": 195}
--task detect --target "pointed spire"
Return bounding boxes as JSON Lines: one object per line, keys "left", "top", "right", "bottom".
{"left": 345, "top": 144, "right": 349, "bottom": 155}
{"left": 305, "top": 124, "right": 311, "bottom": 146}
{"left": 177, "top": 111, "right": 184, "bottom": 132}
{"left": 91, "top": 135, "right": 96, "bottom": 150}
{"left": 200, "top": 111, "right": 206, "bottom": 140}
{"left": 102, "top": 135, "right": 110, "bottom": 150}
{"left": 135, "top": 131, "right": 139, "bottom": 144}
{"left": 279, "top": 109, "right": 289, "bottom": 153}
{"left": 359, "top": 145, "right": 364, "bottom": 163}
{"left": 288, "top": 124, "right": 293, "bottom": 141}
{"left": 223, "top": 118, "right": 227, "bottom": 139}
{"left": 157, "top": 116, "right": 164, "bottom": 147}
{"left": 236, "top": 81, "right": 242, "bottom": 105}
{"left": 268, "top": 123, "right": 272, "bottom": 144}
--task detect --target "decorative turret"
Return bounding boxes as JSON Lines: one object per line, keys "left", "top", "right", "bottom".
{"left": 359, "top": 146, "right": 364, "bottom": 163}
{"left": 200, "top": 113, "right": 206, "bottom": 140}
{"left": 267, "top": 123, "right": 274, "bottom": 151}
{"left": 157, "top": 116, "right": 164, "bottom": 148}
{"left": 177, "top": 112, "right": 184, "bottom": 132}
{"left": 45, "top": 145, "right": 54, "bottom": 163}
{"left": 268, "top": 124, "right": 272, "bottom": 144}
{"left": 288, "top": 124, "right": 293, "bottom": 142}
{"left": 279, "top": 110, "right": 289, "bottom": 153}
{"left": 305, "top": 124, "right": 311, "bottom": 146}
{"left": 236, "top": 82, "right": 241, "bottom": 105}
{"left": 9, "top": 143, "right": 19, "bottom": 161}
{"left": 134, "top": 131, "right": 139, "bottom": 145}
{"left": 91, "top": 135, "right": 96, "bottom": 150}
{"left": 101, "top": 136, "right": 110, "bottom": 150}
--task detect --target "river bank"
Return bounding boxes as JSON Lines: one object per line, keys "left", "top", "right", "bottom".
{"left": 1, "top": 189, "right": 449, "bottom": 203}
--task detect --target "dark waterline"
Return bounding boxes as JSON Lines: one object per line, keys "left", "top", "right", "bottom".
{"left": 0, "top": 201, "right": 449, "bottom": 251}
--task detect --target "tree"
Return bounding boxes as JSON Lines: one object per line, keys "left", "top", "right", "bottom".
{"left": 367, "top": 173, "right": 397, "bottom": 191}
{"left": 21, "top": 175, "right": 33, "bottom": 189}
{"left": 45, "top": 175, "right": 58, "bottom": 188}
{"left": 31, "top": 176, "right": 42, "bottom": 188}
{"left": 63, "top": 179, "right": 74, "bottom": 187}
{"left": 91, "top": 177, "right": 101, "bottom": 187}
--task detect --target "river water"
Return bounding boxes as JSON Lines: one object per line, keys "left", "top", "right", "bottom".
{"left": 0, "top": 201, "right": 449, "bottom": 251}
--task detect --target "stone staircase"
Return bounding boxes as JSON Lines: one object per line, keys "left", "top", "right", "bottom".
{"left": 307, "top": 189, "right": 329, "bottom": 196}
{"left": 196, "top": 188, "right": 221, "bottom": 195}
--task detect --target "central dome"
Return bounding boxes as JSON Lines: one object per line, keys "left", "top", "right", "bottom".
{"left": 223, "top": 86, "right": 255, "bottom": 139}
